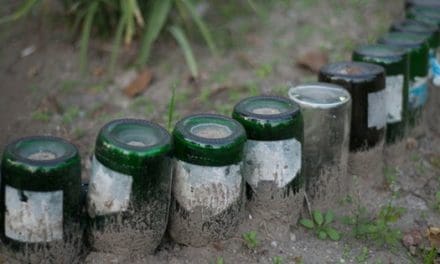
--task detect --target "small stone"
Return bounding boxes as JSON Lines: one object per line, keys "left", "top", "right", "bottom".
{"left": 271, "top": 241, "right": 278, "bottom": 248}
{"left": 340, "top": 259, "right": 345, "bottom": 263}
{"left": 290, "top": 233, "right": 296, "bottom": 242}
{"left": 409, "top": 245, "right": 417, "bottom": 255}
{"left": 249, "top": 214, "right": 253, "bottom": 220}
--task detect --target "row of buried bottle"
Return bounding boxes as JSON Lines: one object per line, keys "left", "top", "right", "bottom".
{"left": 0, "top": 0, "right": 439, "bottom": 261}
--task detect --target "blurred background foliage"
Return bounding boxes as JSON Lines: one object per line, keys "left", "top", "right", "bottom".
{"left": 1, "top": 0, "right": 267, "bottom": 77}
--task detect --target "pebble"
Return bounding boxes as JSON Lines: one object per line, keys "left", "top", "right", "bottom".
{"left": 290, "top": 233, "right": 296, "bottom": 242}
{"left": 271, "top": 241, "right": 278, "bottom": 248}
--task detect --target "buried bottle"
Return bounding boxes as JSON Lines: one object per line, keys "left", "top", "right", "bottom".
{"left": 232, "top": 96, "right": 304, "bottom": 222}
{"left": 405, "top": 0, "right": 440, "bottom": 10}
{"left": 318, "top": 61, "right": 386, "bottom": 152}
{"left": 289, "top": 83, "right": 351, "bottom": 211}
{"left": 353, "top": 44, "right": 410, "bottom": 143}
{"left": 378, "top": 32, "right": 430, "bottom": 127}
{"left": 169, "top": 114, "right": 246, "bottom": 247}
{"left": 0, "top": 136, "right": 82, "bottom": 263}
{"left": 86, "top": 119, "right": 172, "bottom": 255}
{"left": 406, "top": 7, "right": 440, "bottom": 88}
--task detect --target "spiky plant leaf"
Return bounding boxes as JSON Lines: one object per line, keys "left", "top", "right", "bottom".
{"left": 169, "top": 25, "right": 198, "bottom": 78}
{"left": 136, "top": 0, "right": 172, "bottom": 67}
{"left": 79, "top": 1, "right": 98, "bottom": 75}
{"left": 180, "top": 0, "right": 218, "bottom": 56}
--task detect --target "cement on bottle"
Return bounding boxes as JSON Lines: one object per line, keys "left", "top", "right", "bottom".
{"left": 0, "top": 224, "right": 84, "bottom": 264}
{"left": 243, "top": 138, "right": 301, "bottom": 189}
{"left": 169, "top": 160, "right": 244, "bottom": 247}
{"left": 87, "top": 158, "right": 172, "bottom": 257}
{"left": 242, "top": 139, "right": 304, "bottom": 221}
{"left": 385, "top": 75, "right": 403, "bottom": 124}
{"left": 4, "top": 186, "right": 63, "bottom": 243}
{"left": 368, "top": 89, "right": 387, "bottom": 130}
{"left": 87, "top": 156, "right": 133, "bottom": 217}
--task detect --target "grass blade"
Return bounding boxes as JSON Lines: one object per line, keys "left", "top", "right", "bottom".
{"left": 180, "top": 0, "right": 217, "bottom": 56}
{"left": 109, "top": 3, "right": 127, "bottom": 76}
{"left": 0, "top": 0, "right": 39, "bottom": 24}
{"left": 136, "top": 0, "right": 172, "bottom": 67}
{"left": 167, "top": 81, "right": 177, "bottom": 131}
{"left": 168, "top": 25, "right": 198, "bottom": 78}
{"left": 79, "top": 1, "right": 98, "bottom": 76}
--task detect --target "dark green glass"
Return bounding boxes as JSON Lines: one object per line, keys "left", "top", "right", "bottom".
{"left": 95, "top": 119, "right": 172, "bottom": 176}
{"left": 407, "top": 7, "right": 440, "bottom": 27}
{"left": 378, "top": 32, "right": 430, "bottom": 127}
{"left": 391, "top": 19, "right": 439, "bottom": 50}
{"left": 88, "top": 118, "right": 172, "bottom": 254}
{"left": 405, "top": 0, "right": 440, "bottom": 9}
{"left": 173, "top": 114, "right": 246, "bottom": 166}
{"left": 0, "top": 136, "right": 81, "bottom": 249}
{"left": 232, "top": 95, "right": 304, "bottom": 203}
{"left": 232, "top": 95, "right": 303, "bottom": 141}
{"left": 318, "top": 61, "right": 386, "bottom": 152}
{"left": 353, "top": 44, "right": 410, "bottom": 143}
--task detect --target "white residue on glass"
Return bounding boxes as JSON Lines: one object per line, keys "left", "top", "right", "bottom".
{"left": 385, "top": 74, "right": 404, "bottom": 123}
{"left": 243, "top": 138, "right": 301, "bottom": 189}
{"left": 173, "top": 160, "right": 242, "bottom": 216}
{"left": 87, "top": 156, "right": 133, "bottom": 217}
{"left": 5, "top": 186, "right": 63, "bottom": 242}
{"left": 368, "top": 89, "right": 387, "bottom": 129}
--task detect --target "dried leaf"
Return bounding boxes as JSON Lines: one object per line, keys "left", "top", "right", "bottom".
{"left": 402, "top": 229, "right": 423, "bottom": 248}
{"left": 296, "top": 50, "right": 329, "bottom": 73}
{"left": 406, "top": 137, "right": 418, "bottom": 150}
{"left": 123, "top": 69, "right": 153, "bottom": 98}
{"left": 427, "top": 227, "right": 440, "bottom": 249}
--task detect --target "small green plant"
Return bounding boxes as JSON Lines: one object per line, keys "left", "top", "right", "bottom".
{"left": 300, "top": 210, "right": 341, "bottom": 241}
{"left": 355, "top": 247, "right": 370, "bottom": 263}
{"left": 242, "top": 230, "right": 259, "bottom": 249}
{"left": 272, "top": 256, "right": 283, "bottom": 264}
{"left": 215, "top": 256, "right": 224, "bottom": 264}
{"left": 62, "top": 106, "right": 80, "bottom": 124}
{"left": 167, "top": 82, "right": 177, "bottom": 131}
{"left": 32, "top": 110, "right": 51, "bottom": 122}
{"left": 343, "top": 203, "right": 405, "bottom": 247}
{"left": 422, "top": 247, "right": 438, "bottom": 264}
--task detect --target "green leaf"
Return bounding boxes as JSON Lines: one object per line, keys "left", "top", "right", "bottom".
{"left": 79, "top": 1, "right": 99, "bottom": 76}
{"left": 318, "top": 230, "right": 327, "bottom": 240}
{"left": 168, "top": 26, "right": 198, "bottom": 78}
{"left": 180, "top": 0, "right": 218, "bottom": 56}
{"left": 167, "top": 82, "right": 177, "bottom": 131}
{"left": 0, "top": 0, "right": 39, "bottom": 24}
{"left": 324, "top": 211, "right": 334, "bottom": 225}
{"left": 109, "top": 1, "right": 127, "bottom": 76}
{"left": 136, "top": 0, "right": 172, "bottom": 67}
{"left": 326, "top": 228, "right": 341, "bottom": 241}
{"left": 299, "top": 219, "right": 314, "bottom": 229}
{"left": 313, "top": 211, "right": 324, "bottom": 226}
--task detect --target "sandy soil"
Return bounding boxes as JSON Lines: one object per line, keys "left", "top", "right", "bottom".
{"left": 1, "top": 0, "right": 440, "bottom": 263}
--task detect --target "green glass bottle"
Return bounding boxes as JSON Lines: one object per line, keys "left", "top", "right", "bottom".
{"left": 405, "top": 0, "right": 440, "bottom": 10}
{"left": 318, "top": 61, "right": 386, "bottom": 152}
{"left": 353, "top": 44, "right": 410, "bottom": 143}
{"left": 232, "top": 95, "right": 304, "bottom": 222}
{"left": 378, "top": 32, "right": 430, "bottom": 127}
{"left": 169, "top": 114, "right": 246, "bottom": 247}
{"left": 1, "top": 136, "right": 81, "bottom": 263}
{"left": 87, "top": 119, "right": 172, "bottom": 255}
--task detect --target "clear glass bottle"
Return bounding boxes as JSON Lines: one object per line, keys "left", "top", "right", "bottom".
{"left": 289, "top": 83, "right": 351, "bottom": 210}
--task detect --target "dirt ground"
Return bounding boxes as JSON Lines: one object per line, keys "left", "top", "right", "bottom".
{"left": 1, "top": 0, "right": 439, "bottom": 263}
